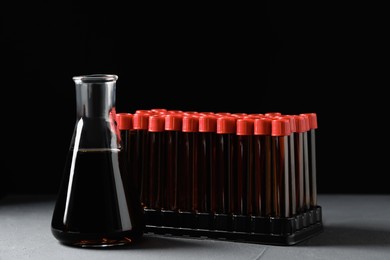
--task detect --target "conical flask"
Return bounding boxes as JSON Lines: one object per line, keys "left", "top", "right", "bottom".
{"left": 51, "top": 74, "right": 144, "bottom": 247}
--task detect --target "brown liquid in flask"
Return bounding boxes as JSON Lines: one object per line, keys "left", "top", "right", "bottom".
{"left": 51, "top": 74, "right": 144, "bottom": 247}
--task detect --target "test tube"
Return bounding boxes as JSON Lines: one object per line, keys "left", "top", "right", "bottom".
{"left": 293, "top": 115, "right": 307, "bottom": 212}
{"left": 282, "top": 115, "right": 297, "bottom": 216}
{"left": 147, "top": 114, "right": 166, "bottom": 210}
{"left": 271, "top": 118, "right": 291, "bottom": 218}
{"left": 132, "top": 111, "right": 151, "bottom": 208}
{"left": 300, "top": 114, "right": 312, "bottom": 210}
{"left": 215, "top": 116, "right": 237, "bottom": 214}
{"left": 253, "top": 117, "right": 272, "bottom": 217}
{"left": 198, "top": 114, "right": 217, "bottom": 213}
{"left": 300, "top": 113, "right": 318, "bottom": 207}
{"left": 164, "top": 113, "right": 183, "bottom": 211}
{"left": 178, "top": 115, "right": 199, "bottom": 212}
{"left": 115, "top": 112, "right": 135, "bottom": 184}
{"left": 235, "top": 118, "right": 254, "bottom": 216}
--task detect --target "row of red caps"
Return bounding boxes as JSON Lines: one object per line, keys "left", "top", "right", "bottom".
{"left": 115, "top": 109, "right": 318, "bottom": 136}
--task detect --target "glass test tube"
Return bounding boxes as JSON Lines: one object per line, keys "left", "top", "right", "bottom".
{"left": 300, "top": 114, "right": 311, "bottom": 210}
{"left": 198, "top": 114, "right": 217, "bottom": 213}
{"left": 132, "top": 111, "right": 151, "bottom": 208}
{"left": 301, "top": 113, "right": 318, "bottom": 207}
{"left": 282, "top": 115, "right": 297, "bottom": 216}
{"left": 293, "top": 115, "right": 307, "bottom": 212}
{"left": 271, "top": 118, "right": 291, "bottom": 218}
{"left": 215, "top": 116, "right": 236, "bottom": 214}
{"left": 235, "top": 118, "right": 254, "bottom": 216}
{"left": 253, "top": 117, "right": 272, "bottom": 217}
{"left": 115, "top": 113, "right": 135, "bottom": 186}
{"left": 147, "top": 114, "right": 166, "bottom": 210}
{"left": 178, "top": 115, "right": 199, "bottom": 212}
{"left": 164, "top": 113, "right": 183, "bottom": 211}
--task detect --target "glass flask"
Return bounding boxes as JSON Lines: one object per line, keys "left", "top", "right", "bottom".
{"left": 51, "top": 74, "right": 144, "bottom": 247}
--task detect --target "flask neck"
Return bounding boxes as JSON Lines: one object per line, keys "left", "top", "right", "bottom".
{"left": 73, "top": 75, "right": 117, "bottom": 119}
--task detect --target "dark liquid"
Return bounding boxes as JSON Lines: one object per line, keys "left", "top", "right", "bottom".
{"left": 253, "top": 135, "right": 271, "bottom": 216}
{"left": 271, "top": 136, "right": 290, "bottom": 218}
{"left": 51, "top": 149, "right": 144, "bottom": 247}
{"left": 178, "top": 132, "right": 198, "bottom": 212}
{"left": 294, "top": 132, "right": 305, "bottom": 212}
{"left": 235, "top": 135, "right": 253, "bottom": 215}
{"left": 309, "top": 129, "right": 317, "bottom": 207}
{"left": 165, "top": 131, "right": 181, "bottom": 211}
{"left": 215, "top": 134, "right": 235, "bottom": 214}
{"left": 198, "top": 132, "right": 215, "bottom": 213}
{"left": 148, "top": 132, "right": 165, "bottom": 210}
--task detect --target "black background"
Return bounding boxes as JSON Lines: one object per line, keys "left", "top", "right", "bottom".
{"left": 1, "top": 2, "right": 387, "bottom": 196}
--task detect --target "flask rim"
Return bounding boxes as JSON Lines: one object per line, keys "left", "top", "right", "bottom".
{"left": 73, "top": 74, "right": 118, "bottom": 83}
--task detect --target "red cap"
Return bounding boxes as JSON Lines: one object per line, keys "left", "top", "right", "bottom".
{"left": 167, "top": 110, "right": 184, "bottom": 114}
{"left": 299, "top": 114, "right": 311, "bottom": 132}
{"left": 282, "top": 115, "right": 297, "bottom": 133}
{"left": 116, "top": 113, "right": 133, "bottom": 130}
{"left": 199, "top": 112, "right": 215, "bottom": 115}
{"left": 165, "top": 113, "right": 183, "bottom": 131}
{"left": 135, "top": 109, "right": 151, "bottom": 114}
{"left": 300, "top": 113, "right": 318, "bottom": 129}
{"left": 182, "top": 115, "right": 199, "bottom": 132}
{"left": 199, "top": 115, "right": 217, "bottom": 132}
{"left": 294, "top": 115, "right": 308, "bottom": 133}
{"left": 272, "top": 118, "right": 291, "bottom": 136}
{"left": 236, "top": 118, "right": 254, "bottom": 135}
{"left": 254, "top": 117, "right": 272, "bottom": 135}
{"left": 265, "top": 112, "right": 282, "bottom": 117}
{"left": 183, "top": 111, "right": 199, "bottom": 116}
{"left": 133, "top": 112, "right": 150, "bottom": 130}
{"left": 148, "top": 115, "right": 165, "bottom": 132}
{"left": 217, "top": 116, "right": 236, "bottom": 134}
{"left": 231, "top": 113, "right": 248, "bottom": 118}
{"left": 246, "top": 113, "right": 264, "bottom": 118}
{"left": 151, "top": 108, "right": 167, "bottom": 113}
{"left": 215, "top": 112, "right": 232, "bottom": 117}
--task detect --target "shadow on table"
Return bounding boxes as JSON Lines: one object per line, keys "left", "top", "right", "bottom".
{"left": 300, "top": 224, "right": 390, "bottom": 247}
{"left": 0, "top": 194, "right": 56, "bottom": 206}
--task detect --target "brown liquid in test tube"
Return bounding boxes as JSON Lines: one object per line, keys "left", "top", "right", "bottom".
{"left": 300, "top": 115, "right": 311, "bottom": 210}
{"left": 271, "top": 118, "right": 291, "bottom": 218}
{"left": 132, "top": 111, "right": 152, "bottom": 208}
{"left": 282, "top": 115, "right": 297, "bottom": 216}
{"left": 115, "top": 113, "right": 136, "bottom": 188}
{"left": 178, "top": 115, "right": 199, "bottom": 212}
{"left": 253, "top": 117, "right": 272, "bottom": 217}
{"left": 164, "top": 113, "right": 183, "bottom": 211}
{"left": 147, "top": 115, "right": 166, "bottom": 210}
{"left": 293, "top": 115, "right": 307, "bottom": 212}
{"left": 300, "top": 113, "right": 318, "bottom": 207}
{"left": 198, "top": 115, "right": 217, "bottom": 213}
{"left": 235, "top": 118, "right": 254, "bottom": 216}
{"left": 215, "top": 116, "right": 236, "bottom": 214}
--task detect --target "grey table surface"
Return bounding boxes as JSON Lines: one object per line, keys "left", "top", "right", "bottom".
{"left": 1, "top": 194, "right": 389, "bottom": 260}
